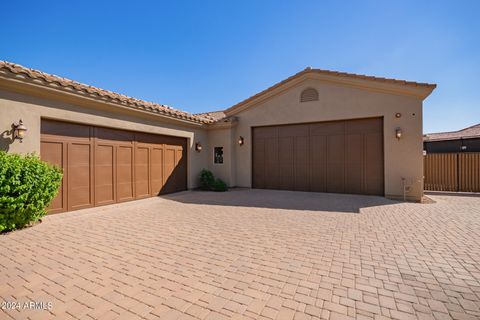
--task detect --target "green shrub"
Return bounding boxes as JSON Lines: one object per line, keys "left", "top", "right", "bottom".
{"left": 0, "top": 152, "right": 63, "bottom": 232}
{"left": 213, "top": 178, "right": 228, "bottom": 192}
{"left": 199, "top": 169, "right": 215, "bottom": 190}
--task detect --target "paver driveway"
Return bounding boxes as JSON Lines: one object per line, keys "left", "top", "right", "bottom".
{"left": 1, "top": 190, "right": 480, "bottom": 320}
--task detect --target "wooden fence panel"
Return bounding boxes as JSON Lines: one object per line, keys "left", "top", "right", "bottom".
{"left": 424, "top": 153, "right": 480, "bottom": 192}
{"left": 424, "top": 153, "right": 458, "bottom": 191}
{"left": 459, "top": 153, "right": 480, "bottom": 192}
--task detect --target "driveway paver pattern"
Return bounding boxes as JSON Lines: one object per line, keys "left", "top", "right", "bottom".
{"left": 1, "top": 189, "right": 480, "bottom": 320}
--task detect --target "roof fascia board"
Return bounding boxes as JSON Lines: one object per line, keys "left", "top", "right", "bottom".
{"left": 308, "top": 72, "right": 435, "bottom": 99}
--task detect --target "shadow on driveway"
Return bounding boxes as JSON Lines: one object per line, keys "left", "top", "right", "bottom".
{"left": 162, "top": 188, "right": 399, "bottom": 213}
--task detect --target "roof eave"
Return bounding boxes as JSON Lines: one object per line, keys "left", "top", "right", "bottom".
{"left": 0, "top": 69, "right": 210, "bottom": 126}
{"left": 205, "top": 117, "right": 239, "bottom": 130}
{"left": 0, "top": 74, "right": 209, "bottom": 127}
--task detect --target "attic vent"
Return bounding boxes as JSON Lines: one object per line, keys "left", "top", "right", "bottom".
{"left": 300, "top": 88, "right": 319, "bottom": 102}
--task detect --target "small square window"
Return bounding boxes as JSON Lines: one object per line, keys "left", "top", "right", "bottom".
{"left": 214, "top": 147, "right": 224, "bottom": 164}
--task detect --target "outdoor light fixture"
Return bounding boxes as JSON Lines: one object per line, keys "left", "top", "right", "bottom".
{"left": 195, "top": 142, "right": 202, "bottom": 152}
{"left": 12, "top": 119, "right": 27, "bottom": 142}
{"left": 395, "top": 127, "right": 402, "bottom": 140}
{"left": 238, "top": 136, "right": 244, "bottom": 146}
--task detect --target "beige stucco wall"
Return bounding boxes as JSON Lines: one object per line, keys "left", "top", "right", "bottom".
{"left": 0, "top": 88, "right": 208, "bottom": 189}
{"left": 205, "top": 127, "right": 236, "bottom": 186}
{"left": 226, "top": 78, "right": 426, "bottom": 201}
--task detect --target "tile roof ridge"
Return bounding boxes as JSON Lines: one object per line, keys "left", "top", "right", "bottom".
{"left": 0, "top": 60, "right": 211, "bottom": 124}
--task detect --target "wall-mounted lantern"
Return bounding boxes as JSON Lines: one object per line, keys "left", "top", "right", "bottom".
{"left": 395, "top": 127, "right": 403, "bottom": 140}
{"left": 238, "top": 136, "right": 244, "bottom": 146}
{"left": 12, "top": 119, "right": 27, "bottom": 143}
{"left": 195, "top": 142, "right": 202, "bottom": 152}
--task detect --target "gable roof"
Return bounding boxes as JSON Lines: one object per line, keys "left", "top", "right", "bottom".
{"left": 0, "top": 61, "right": 212, "bottom": 124}
{"left": 424, "top": 124, "right": 480, "bottom": 141}
{"left": 224, "top": 67, "right": 436, "bottom": 117}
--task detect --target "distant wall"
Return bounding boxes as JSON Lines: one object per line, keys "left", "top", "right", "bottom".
{"left": 424, "top": 138, "right": 480, "bottom": 153}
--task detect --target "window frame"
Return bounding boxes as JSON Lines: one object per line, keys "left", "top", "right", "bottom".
{"left": 213, "top": 146, "right": 224, "bottom": 165}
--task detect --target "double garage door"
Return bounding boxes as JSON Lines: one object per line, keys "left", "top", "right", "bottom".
{"left": 41, "top": 120, "right": 187, "bottom": 213}
{"left": 253, "top": 117, "right": 384, "bottom": 195}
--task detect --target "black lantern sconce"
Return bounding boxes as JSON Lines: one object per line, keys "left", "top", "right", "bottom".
{"left": 238, "top": 136, "right": 244, "bottom": 146}
{"left": 195, "top": 142, "right": 202, "bottom": 152}
{"left": 12, "top": 119, "right": 27, "bottom": 143}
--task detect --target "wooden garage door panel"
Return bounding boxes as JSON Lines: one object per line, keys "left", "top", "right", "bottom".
{"left": 265, "top": 137, "right": 279, "bottom": 189}
{"left": 173, "top": 148, "right": 186, "bottom": 193}
{"left": 40, "top": 120, "right": 186, "bottom": 213}
{"left": 151, "top": 146, "right": 164, "bottom": 196}
{"left": 41, "top": 141, "right": 66, "bottom": 213}
{"left": 162, "top": 147, "right": 177, "bottom": 194}
{"left": 294, "top": 136, "right": 309, "bottom": 191}
{"left": 278, "top": 137, "right": 294, "bottom": 190}
{"left": 310, "top": 135, "right": 327, "bottom": 192}
{"left": 365, "top": 132, "right": 384, "bottom": 195}
{"left": 117, "top": 145, "right": 134, "bottom": 201}
{"left": 135, "top": 146, "right": 150, "bottom": 198}
{"left": 345, "top": 134, "right": 364, "bottom": 194}
{"left": 95, "top": 144, "right": 115, "bottom": 205}
{"left": 346, "top": 118, "right": 381, "bottom": 134}
{"left": 254, "top": 126, "right": 277, "bottom": 139}
{"left": 164, "top": 148, "right": 176, "bottom": 175}
{"left": 158, "top": 145, "right": 187, "bottom": 194}
{"left": 252, "top": 138, "right": 265, "bottom": 188}
{"left": 41, "top": 120, "right": 90, "bottom": 139}
{"left": 68, "top": 142, "right": 93, "bottom": 210}
{"left": 96, "top": 127, "right": 134, "bottom": 143}
{"left": 327, "top": 134, "right": 345, "bottom": 193}
{"left": 278, "top": 124, "right": 308, "bottom": 137}
{"left": 310, "top": 121, "right": 344, "bottom": 136}
{"left": 253, "top": 117, "right": 384, "bottom": 196}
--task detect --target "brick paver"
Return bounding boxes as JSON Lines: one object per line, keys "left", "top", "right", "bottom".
{"left": 1, "top": 190, "right": 479, "bottom": 319}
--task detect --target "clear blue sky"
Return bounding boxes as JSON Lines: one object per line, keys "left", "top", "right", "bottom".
{"left": 1, "top": 1, "right": 479, "bottom": 133}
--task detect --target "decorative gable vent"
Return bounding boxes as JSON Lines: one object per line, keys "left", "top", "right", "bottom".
{"left": 300, "top": 88, "right": 319, "bottom": 102}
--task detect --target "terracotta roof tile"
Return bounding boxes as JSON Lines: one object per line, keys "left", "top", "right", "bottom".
{"left": 0, "top": 61, "right": 212, "bottom": 124}
{"left": 194, "top": 110, "right": 226, "bottom": 122}
{"left": 424, "top": 124, "right": 480, "bottom": 141}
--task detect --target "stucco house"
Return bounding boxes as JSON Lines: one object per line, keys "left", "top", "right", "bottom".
{"left": 0, "top": 61, "right": 435, "bottom": 212}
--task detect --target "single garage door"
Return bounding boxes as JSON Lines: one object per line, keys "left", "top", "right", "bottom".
{"left": 40, "top": 119, "right": 187, "bottom": 213}
{"left": 253, "top": 117, "right": 384, "bottom": 195}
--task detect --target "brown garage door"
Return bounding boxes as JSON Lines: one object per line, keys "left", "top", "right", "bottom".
{"left": 40, "top": 120, "right": 187, "bottom": 213}
{"left": 253, "top": 117, "right": 384, "bottom": 195}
